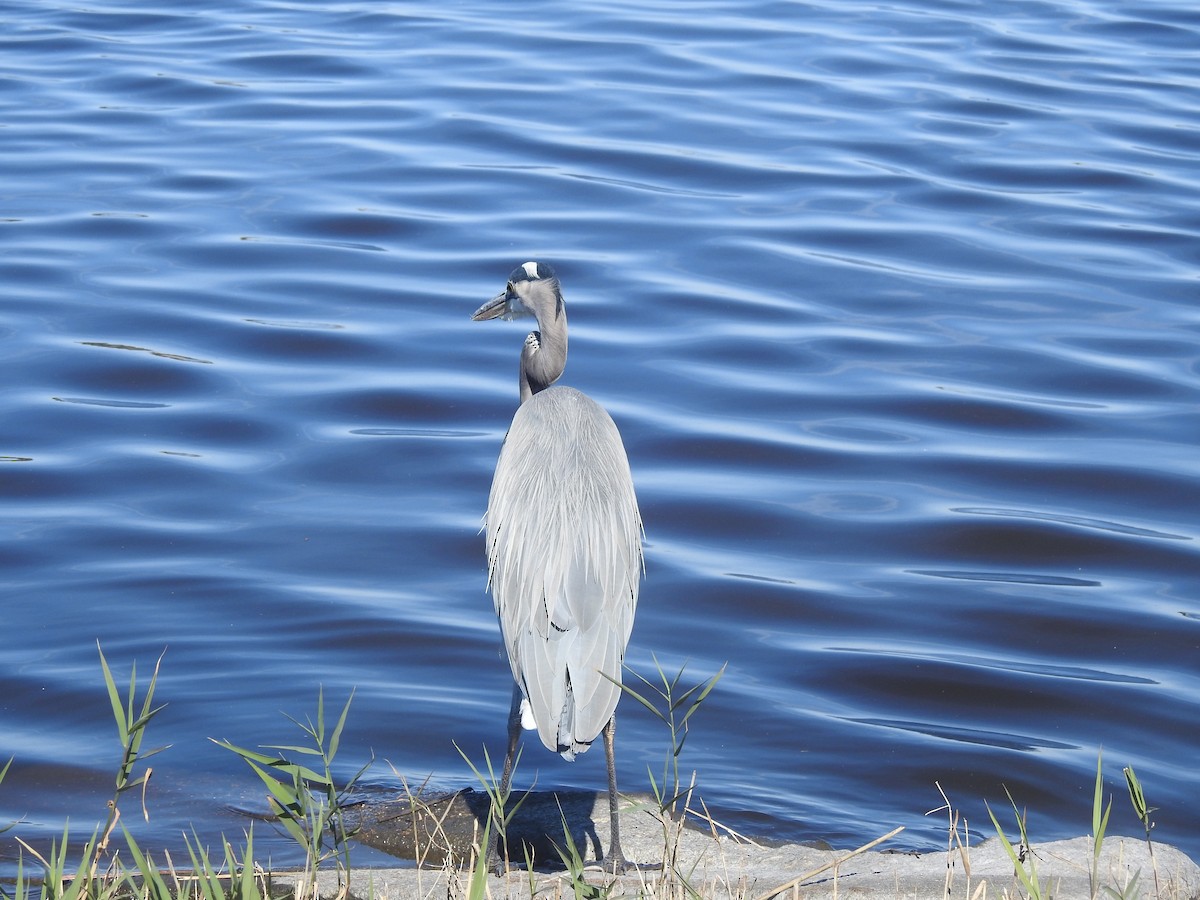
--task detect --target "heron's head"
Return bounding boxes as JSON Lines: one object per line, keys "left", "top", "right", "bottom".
{"left": 472, "top": 261, "right": 563, "bottom": 325}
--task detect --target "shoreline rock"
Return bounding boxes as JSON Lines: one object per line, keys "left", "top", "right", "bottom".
{"left": 306, "top": 788, "right": 1200, "bottom": 899}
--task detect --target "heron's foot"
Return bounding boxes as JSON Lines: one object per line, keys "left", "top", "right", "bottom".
{"left": 488, "top": 853, "right": 514, "bottom": 878}
{"left": 603, "top": 848, "right": 630, "bottom": 876}
{"left": 485, "top": 836, "right": 506, "bottom": 877}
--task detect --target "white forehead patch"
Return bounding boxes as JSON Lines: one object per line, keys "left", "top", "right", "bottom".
{"left": 521, "top": 261, "right": 539, "bottom": 279}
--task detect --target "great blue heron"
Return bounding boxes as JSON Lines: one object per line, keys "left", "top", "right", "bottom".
{"left": 472, "top": 261, "right": 642, "bottom": 873}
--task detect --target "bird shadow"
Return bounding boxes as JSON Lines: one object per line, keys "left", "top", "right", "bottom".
{"left": 350, "top": 786, "right": 605, "bottom": 870}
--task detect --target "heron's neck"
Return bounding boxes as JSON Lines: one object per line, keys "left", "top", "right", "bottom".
{"left": 518, "top": 309, "right": 568, "bottom": 405}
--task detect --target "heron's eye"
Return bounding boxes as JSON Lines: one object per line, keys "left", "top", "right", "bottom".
{"left": 507, "top": 281, "right": 514, "bottom": 293}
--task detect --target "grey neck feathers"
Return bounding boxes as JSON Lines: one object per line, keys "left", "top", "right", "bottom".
{"left": 518, "top": 283, "right": 568, "bottom": 404}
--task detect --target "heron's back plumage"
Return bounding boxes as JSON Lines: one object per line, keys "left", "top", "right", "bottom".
{"left": 485, "top": 385, "right": 642, "bottom": 759}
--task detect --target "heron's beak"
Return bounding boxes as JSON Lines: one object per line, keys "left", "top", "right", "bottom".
{"left": 471, "top": 291, "right": 510, "bottom": 322}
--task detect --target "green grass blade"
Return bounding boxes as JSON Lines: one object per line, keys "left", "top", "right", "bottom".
{"left": 1092, "top": 751, "right": 1111, "bottom": 855}
{"left": 313, "top": 688, "right": 326, "bottom": 746}
{"left": 211, "top": 739, "right": 286, "bottom": 766}
{"left": 97, "top": 644, "right": 130, "bottom": 745}
{"left": 121, "top": 825, "right": 173, "bottom": 900}
{"left": 267, "top": 797, "right": 311, "bottom": 848}
{"left": 340, "top": 754, "right": 376, "bottom": 801}
{"left": 988, "top": 796, "right": 1046, "bottom": 900}
{"left": 1123, "top": 766, "right": 1148, "bottom": 824}
{"left": 261, "top": 744, "right": 326, "bottom": 759}
{"left": 624, "top": 664, "right": 659, "bottom": 692}
{"left": 185, "top": 829, "right": 225, "bottom": 900}
{"left": 255, "top": 766, "right": 304, "bottom": 812}
{"left": 127, "top": 706, "right": 168, "bottom": 737}
{"left": 329, "top": 690, "right": 355, "bottom": 762}
{"left": 455, "top": 743, "right": 498, "bottom": 799}
{"left": 213, "top": 739, "right": 326, "bottom": 783}
{"left": 617, "top": 682, "right": 663, "bottom": 719}
{"left": 986, "top": 801, "right": 1040, "bottom": 900}
{"left": 679, "top": 664, "right": 726, "bottom": 727}
{"left": 237, "top": 828, "right": 264, "bottom": 900}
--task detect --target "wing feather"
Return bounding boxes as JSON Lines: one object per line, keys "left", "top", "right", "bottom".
{"left": 484, "top": 386, "right": 642, "bottom": 758}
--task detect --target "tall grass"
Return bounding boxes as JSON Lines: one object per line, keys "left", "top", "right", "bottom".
{"left": 5, "top": 646, "right": 273, "bottom": 900}
{"left": 1090, "top": 750, "right": 1113, "bottom": 900}
{"left": 987, "top": 751, "right": 1178, "bottom": 900}
{"left": 618, "top": 657, "right": 726, "bottom": 827}
{"left": 453, "top": 742, "right": 530, "bottom": 883}
{"left": 214, "top": 688, "right": 370, "bottom": 900}
{"left": 4, "top": 647, "right": 272, "bottom": 900}
{"left": 617, "top": 656, "right": 725, "bottom": 896}
{"left": 0, "top": 648, "right": 1183, "bottom": 900}
{"left": 1123, "top": 765, "right": 1161, "bottom": 898}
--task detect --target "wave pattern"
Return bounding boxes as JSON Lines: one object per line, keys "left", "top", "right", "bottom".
{"left": 1, "top": 0, "right": 1198, "bottom": 863}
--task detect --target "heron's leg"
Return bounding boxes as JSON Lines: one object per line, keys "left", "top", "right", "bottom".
{"left": 499, "top": 683, "right": 523, "bottom": 796}
{"left": 488, "top": 684, "right": 524, "bottom": 873}
{"left": 602, "top": 714, "right": 628, "bottom": 874}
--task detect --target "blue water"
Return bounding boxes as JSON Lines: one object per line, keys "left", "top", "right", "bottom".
{"left": 2, "top": 0, "right": 1199, "bottom": 871}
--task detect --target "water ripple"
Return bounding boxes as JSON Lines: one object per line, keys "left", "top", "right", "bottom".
{"left": 848, "top": 718, "right": 1077, "bottom": 753}
{"left": 953, "top": 506, "right": 1191, "bottom": 541}
{"left": 909, "top": 570, "right": 1103, "bottom": 587}
{"left": 51, "top": 397, "right": 171, "bottom": 409}
{"left": 1, "top": 0, "right": 1198, "bottom": 866}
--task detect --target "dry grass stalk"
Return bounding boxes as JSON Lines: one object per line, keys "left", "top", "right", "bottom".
{"left": 752, "top": 825, "right": 905, "bottom": 900}
{"left": 928, "top": 780, "right": 973, "bottom": 899}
